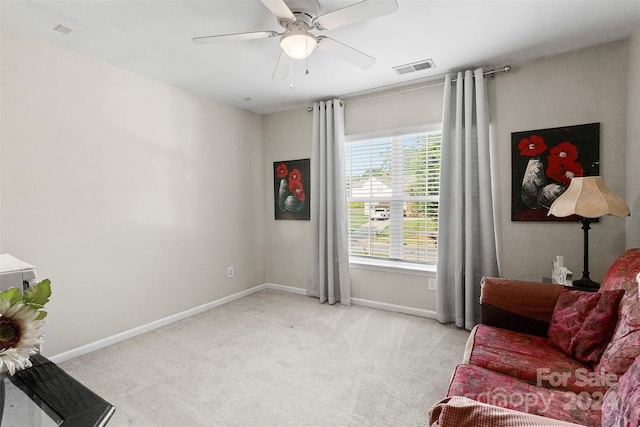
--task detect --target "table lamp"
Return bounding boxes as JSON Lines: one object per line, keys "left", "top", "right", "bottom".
{"left": 548, "top": 176, "right": 630, "bottom": 289}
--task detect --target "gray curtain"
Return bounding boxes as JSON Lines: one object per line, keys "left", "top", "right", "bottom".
{"left": 436, "top": 69, "right": 499, "bottom": 330}
{"left": 308, "top": 99, "right": 351, "bottom": 305}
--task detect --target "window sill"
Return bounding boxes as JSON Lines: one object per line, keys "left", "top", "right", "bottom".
{"left": 349, "top": 256, "right": 436, "bottom": 276}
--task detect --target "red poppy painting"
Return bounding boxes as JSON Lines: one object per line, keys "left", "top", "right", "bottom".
{"left": 511, "top": 123, "right": 600, "bottom": 221}
{"left": 274, "top": 158, "right": 310, "bottom": 220}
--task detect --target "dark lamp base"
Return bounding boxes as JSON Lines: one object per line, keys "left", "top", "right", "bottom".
{"left": 572, "top": 277, "right": 600, "bottom": 290}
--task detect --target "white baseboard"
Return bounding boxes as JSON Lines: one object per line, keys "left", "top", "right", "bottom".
{"left": 351, "top": 297, "right": 438, "bottom": 319}
{"left": 50, "top": 282, "right": 435, "bottom": 364}
{"left": 264, "top": 283, "right": 309, "bottom": 295}
{"left": 264, "top": 283, "right": 437, "bottom": 319}
{"left": 49, "top": 284, "right": 269, "bottom": 364}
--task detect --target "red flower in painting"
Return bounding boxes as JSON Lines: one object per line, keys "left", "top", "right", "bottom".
{"left": 288, "top": 179, "right": 306, "bottom": 201}
{"left": 518, "top": 135, "right": 547, "bottom": 157}
{"left": 549, "top": 141, "right": 579, "bottom": 162}
{"left": 546, "top": 157, "right": 584, "bottom": 185}
{"left": 288, "top": 168, "right": 301, "bottom": 183}
{"left": 276, "top": 163, "right": 289, "bottom": 179}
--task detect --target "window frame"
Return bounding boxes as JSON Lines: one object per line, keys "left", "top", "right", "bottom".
{"left": 345, "top": 124, "right": 442, "bottom": 271}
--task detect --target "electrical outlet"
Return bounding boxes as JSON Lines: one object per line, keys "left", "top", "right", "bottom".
{"left": 227, "top": 266, "right": 234, "bottom": 278}
{"left": 428, "top": 277, "right": 436, "bottom": 291}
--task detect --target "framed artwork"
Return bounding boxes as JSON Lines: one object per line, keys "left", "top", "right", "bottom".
{"left": 273, "top": 158, "right": 310, "bottom": 220}
{"left": 511, "top": 122, "right": 600, "bottom": 221}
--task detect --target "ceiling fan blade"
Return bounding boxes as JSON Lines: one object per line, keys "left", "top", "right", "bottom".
{"left": 316, "top": 36, "right": 375, "bottom": 69}
{"left": 316, "top": 0, "right": 398, "bottom": 30}
{"left": 272, "top": 51, "right": 292, "bottom": 80}
{"left": 193, "top": 31, "right": 278, "bottom": 44}
{"left": 260, "top": 0, "right": 296, "bottom": 21}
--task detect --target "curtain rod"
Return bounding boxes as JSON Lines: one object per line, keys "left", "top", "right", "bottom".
{"left": 453, "top": 65, "right": 511, "bottom": 82}
{"left": 306, "top": 65, "right": 511, "bottom": 112}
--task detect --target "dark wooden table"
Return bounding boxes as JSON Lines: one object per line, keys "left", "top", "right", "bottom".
{"left": 0, "top": 354, "right": 114, "bottom": 426}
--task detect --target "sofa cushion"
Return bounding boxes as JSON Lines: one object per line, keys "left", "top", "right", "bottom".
{"left": 446, "top": 364, "right": 602, "bottom": 426}
{"left": 465, "top": 324, "right": 607, "bottom": 394}
{"left": 572, "top": 289, "right": 625, "bottom": 364}
{"left": 548, "top": 289, "right": 600, "bottom": 355}
{"left": 595, "top": 248, "right": 640, "bottom": 377}
{"left": 601, "top": 353, "right": 640, "bottom": 427}
{"left": 429, "top": 396, "right": 585, "bottom": 427}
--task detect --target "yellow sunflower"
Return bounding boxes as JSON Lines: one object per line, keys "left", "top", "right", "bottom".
{"left": 0, "top": 299, "right": 45, "bottom": 375}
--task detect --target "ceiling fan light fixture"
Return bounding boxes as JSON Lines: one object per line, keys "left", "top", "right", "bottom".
{"left": 280, "top": 29, "right": 317, "bottom": 59}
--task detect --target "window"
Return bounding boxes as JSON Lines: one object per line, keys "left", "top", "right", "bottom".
{"left": 345, "top": 127, "right": 441, "bottom": 266}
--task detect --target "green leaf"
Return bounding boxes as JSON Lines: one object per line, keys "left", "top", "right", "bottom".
{"left": 0, "top": 287, "right": 23, "bottom": 305}
{"left": 35, "top": 309, "right": 48, "bottom": 320}
{"left": 24, "top": 279, "right": 52, "bottom": 307}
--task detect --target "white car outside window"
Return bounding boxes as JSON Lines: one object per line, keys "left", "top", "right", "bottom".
{"left": 371, "top": 208, "right": 390, "bottom": 220}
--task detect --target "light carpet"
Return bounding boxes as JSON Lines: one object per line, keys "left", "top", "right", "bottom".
{"left": 59, "top": 289, "right": 469, "bottom": 426}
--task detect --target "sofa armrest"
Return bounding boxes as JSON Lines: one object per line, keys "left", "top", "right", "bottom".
{"left": 429, "top": 396, "right": 584, "bottom": 427}
{"left": 480, "top": 277, "right": 565, "bottom": 337}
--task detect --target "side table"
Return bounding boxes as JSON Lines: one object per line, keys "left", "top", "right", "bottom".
{"left": 0, "top": 354, "right": 114, "bottom": 426}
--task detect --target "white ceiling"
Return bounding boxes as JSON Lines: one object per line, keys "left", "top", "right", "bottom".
{"left": 2, "top": 0, "right": 640, "bottom": 115}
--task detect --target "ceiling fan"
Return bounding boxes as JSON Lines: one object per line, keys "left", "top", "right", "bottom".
{"left": 193, "top": 0, "right": 399, "bottom": 80}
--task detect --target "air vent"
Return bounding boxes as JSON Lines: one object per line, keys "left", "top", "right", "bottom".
{"left": 393, "top": 59, "right": 435, "bottom": 75}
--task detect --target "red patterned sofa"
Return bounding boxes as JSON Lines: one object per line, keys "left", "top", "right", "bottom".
{"left": 430, "top": 248, "right": 640, "bottom": 426}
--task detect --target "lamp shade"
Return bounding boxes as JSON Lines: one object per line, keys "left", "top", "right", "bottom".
{"left": 548, "top": 176, "right": 630, "bottom": 219}
{"left": 280, "top": 29, "right": 317, "bottom": 59}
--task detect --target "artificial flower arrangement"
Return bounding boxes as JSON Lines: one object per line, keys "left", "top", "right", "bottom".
{"left": 0, "top": 279, "right": 51, "bottom": 375}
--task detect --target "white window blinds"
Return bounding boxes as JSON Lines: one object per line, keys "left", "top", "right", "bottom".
{"left": 345, "top": 129, "right": 441, "bottom": 264}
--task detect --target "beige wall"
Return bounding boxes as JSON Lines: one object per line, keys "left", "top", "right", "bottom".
{"left": 264, "top": 39, "right": 634, "bottom": 311}
{"left": 0, "top": 32, "right": 266, "bottom": 356}
{"left": 263, "top": 108, "right": 313, "bottom": 289}
{"left": 627, "top": 27, "right": 640, "bottom": 249}
{"left": 492, "top": 40, "right": 630, "bottom": 281}
{"left": 263, "top": 83, "right": 444, "bottom": 311}
{"left": 344, "top": 83, "right": 445, "bottom": 136}
{"left": 2, "top": 29, "right": 636, "bottom": 357}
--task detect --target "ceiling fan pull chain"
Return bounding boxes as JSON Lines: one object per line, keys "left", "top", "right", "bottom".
{"left": 290, "top": 57, "right": 294, "bottom": 89}
{"left": 305, "top": 31, "right": 310, "bottom": 75}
